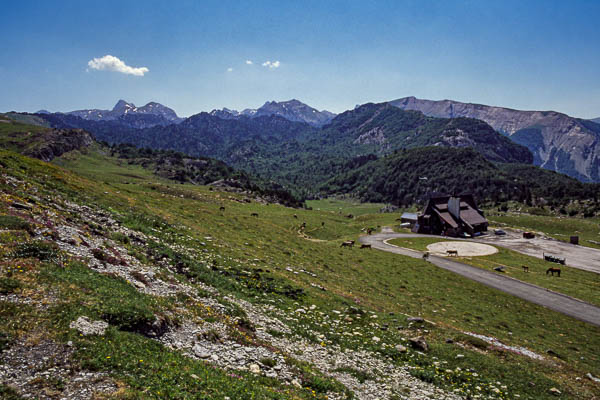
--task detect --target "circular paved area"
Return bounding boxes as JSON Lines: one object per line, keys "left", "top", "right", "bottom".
{"left": 426, "top": 241, "right": 498, "bottom": 257}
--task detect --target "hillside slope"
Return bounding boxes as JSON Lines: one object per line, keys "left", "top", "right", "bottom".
{"left": 391, "top": 96, "right": 600, "bottom": 182}
{"left": 320, "top": 147, "right": 600, "bottom": 207}
{"left": 0, "top": 116, "right": 302, "bottom": 207}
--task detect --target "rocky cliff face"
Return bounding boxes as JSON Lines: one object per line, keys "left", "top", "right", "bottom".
{"left": 23, "top": 129, "right": 94, "bottom": 162}
{"left": 391, "top": 97, "right": 600, "bottom": 182}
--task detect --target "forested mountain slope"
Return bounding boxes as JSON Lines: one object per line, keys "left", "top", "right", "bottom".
{"left": 391, "top": 96, "right": 600, "bottom": 182}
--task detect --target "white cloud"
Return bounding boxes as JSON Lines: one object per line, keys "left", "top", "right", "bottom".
{"left": 227, "top": 67, "right": 234, "bottom": 72}
{"left": 245, "top": 60, "right": 253, "bottom": 65}
{"left": 87, "top": 55, "right": 149, "bottom": 76}
{"left": 262, "top": 60, "right": 281, "bottom": 69}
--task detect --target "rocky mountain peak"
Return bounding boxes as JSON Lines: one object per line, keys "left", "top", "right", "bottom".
{"left": 390, "top": 96, "right": 600, "bottom": 181}
{"left": 112, "top": 100, "right": 135, "bottom": 114}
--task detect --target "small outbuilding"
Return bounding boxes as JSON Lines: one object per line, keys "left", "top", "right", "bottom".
{"left": 400, "top": 212, "right": 418, "bottom": 228}
{"left": 412, "top": 194, "right": 488, "bottom": 237}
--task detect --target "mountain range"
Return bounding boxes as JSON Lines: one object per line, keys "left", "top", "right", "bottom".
{"left": 391, "top": 97, "right": 600, "bottom": 182}
{"left": 63, "top": 100, "right": 183, "bottom": 128}
{"left": 210, "top": 99, "right": 336, "bottom": 127}
{"left": 16, "top": 96, "right": 600, "bottom": 184}
{"left": 591, "top": 117, "right": 600, "bottom": 124}
{"left": 34, "top": 101, "right": 534, "bottom": 200}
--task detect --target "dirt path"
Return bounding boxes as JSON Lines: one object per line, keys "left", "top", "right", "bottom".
{"left": 359, "top": 229, "right": 600, "bottom": 327}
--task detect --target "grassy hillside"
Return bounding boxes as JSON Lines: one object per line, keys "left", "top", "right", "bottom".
{"left": 0, "top": 147, "right": 599, "bottom": 399}
{"left": 388, "top": 237, "right": 600, "bottom": 306}
{"left": 0, "top": 117, "right": 302, "bottom": 208}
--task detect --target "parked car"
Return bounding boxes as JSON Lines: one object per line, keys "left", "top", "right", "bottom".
{"left": 494, "top": 229, "right": 506, "bottom": 235}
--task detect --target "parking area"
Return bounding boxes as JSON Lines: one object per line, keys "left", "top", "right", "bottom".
{"left": 475, "top": 229, "right": 600, "bottom": 274}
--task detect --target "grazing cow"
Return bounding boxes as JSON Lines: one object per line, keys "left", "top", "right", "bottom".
{"left": 321, "top": 221, "right": 325, "bottom": 227}
{"left": 446, "top": 249, "right": 458, "bottom": 257}
{"left": 546, "top": 267, "right": 561, "bottom": 277}
{"left": 219, "top": 206, "right": 225, "bottom": 212}
{"left": 251, "top": 212, "right": 259, "bottom": 217}
{"left": 293, "top": 214, "right": 298, "bottom": 219}
{"left": 346, "top": 214, "right": 354, "bottom": 219}
{"left": 360, "top": 244, "right": 371, "bottom": 249}
{"left": 522, "top": 265, "right": 529, "bottom": 272}
{"left": 367, "top": 228, "right": 373, "bottom": 235}
{"left": 340, "top": 240, "right": 354, "bottom": 248}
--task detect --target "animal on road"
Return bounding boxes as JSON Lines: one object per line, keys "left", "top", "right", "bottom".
{"left": 422, "top": 252, "right": 430, "bottom": 261}
{"left": 546, "top": 267, "right": 561, "bottom": 277}
{"left": 360, "top": 244, "right": 371, "bottom": 249}
{"left": 446, "top": 249, "right": 458, "bottom": 257}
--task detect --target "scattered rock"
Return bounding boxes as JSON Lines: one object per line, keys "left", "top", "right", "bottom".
{"left": 407, "top": 317, "right": 424, "bottom": 323}
{"left": 69, "top": 316, "right": 108, "bottom": 336}
{"left": 395, "top": 345, "right": 407, "bottom": 353}
{"left": 549, "top": 387, "right": 561, "bottom": 396}
{"left": 11, "top": 202, "right": 32, "bottom": 210}
{"left": 372, "top": 336, "right": 381, "bottom": 343}
{"left": 586, "top": 373, "right": 600, "bottom": 383}
{"left": 409, "top": 336, "right": 429, "bottom": 352}
{"left": 249, "top": 364, "right": 261, "bottom": 374}
{"left": 291, "top": 379, "right": 302, "bottom": 388}
{"left": 193, "top": 345, "right": 210, "bottom": 359}
{"left": 456, "top": 354, "right": 465, "bottom": 359}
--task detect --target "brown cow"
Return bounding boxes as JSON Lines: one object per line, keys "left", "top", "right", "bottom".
{"left": 546, "top": 267, "right": 561, "bottom": 277}
{"left": 446, "top": 249, "right": 458, "bottom": 257}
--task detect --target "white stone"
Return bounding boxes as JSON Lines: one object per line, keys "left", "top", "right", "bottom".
{"left": 69, "top": 316, "right": 108, "bottom": 336}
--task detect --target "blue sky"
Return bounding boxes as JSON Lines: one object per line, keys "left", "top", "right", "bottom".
{"left": 1, "top": 0, "right": 599, "bottom": 118}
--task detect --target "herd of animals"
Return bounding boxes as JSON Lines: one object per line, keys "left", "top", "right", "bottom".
{"left": 217, "top": 206, "right": 564, "bottom": 276}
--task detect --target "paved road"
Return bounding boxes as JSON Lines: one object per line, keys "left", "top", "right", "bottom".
{"left": 359, "top": 230, "right": 600, "bottom": 327}
{"left": 475, "top": 228, "right": 600, "bottom": 274}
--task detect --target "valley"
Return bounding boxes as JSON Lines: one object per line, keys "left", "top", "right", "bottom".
{"left": 0, "top": 114, "right": 599, "bottom": 399}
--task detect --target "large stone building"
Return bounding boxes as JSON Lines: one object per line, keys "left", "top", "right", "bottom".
{"left": 412, "top": 194, "right": 488, "bottom": 237}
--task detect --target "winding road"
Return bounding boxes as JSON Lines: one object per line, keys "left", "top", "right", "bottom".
{"left": 359, "top": 229, "right": 600, "bottom": 327}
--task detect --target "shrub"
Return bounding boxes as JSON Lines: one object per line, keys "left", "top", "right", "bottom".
{"left": 260, "top": 357, "right": 277, "bottom": 368}
{"left": 0, "top": 215, "right": 32, "bottom": 233}
{"left": 0, "top": 277, "right": 21, "bottom": 295}
{"left": 12, "top": 241, "right": 59, "bottom": 261}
